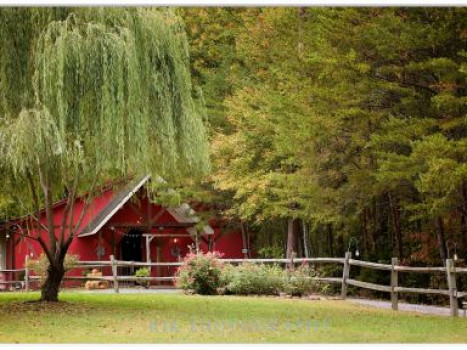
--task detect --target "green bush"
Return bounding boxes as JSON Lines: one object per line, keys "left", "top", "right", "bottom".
{"left": 257, "top": 246, "right": 284, "bottom": 259}
{"left": 134, "top": 267, "right": 150, "bottom": 278}
{"left": 134, "top": 267, "right": 151, "bottom": 288}
{"left": 285, "top": 264, "right": 318, "bottom": 296}
{"left": 219, "top": 263, "right": 235, "bottom": 293}
{"left": 175, "top": 251, "right": 225, "bottom": 295}
{"left": 177, "top": 255, "right": 322, "bottom": 297}
{"left": 26, "top": 253, "right": 79, "bottom": 285}
{"left": 226, "top": 263, "right": 285, "bottom": 295}
{"left": 314, "top": 263, "right": 342, "bottom": 296}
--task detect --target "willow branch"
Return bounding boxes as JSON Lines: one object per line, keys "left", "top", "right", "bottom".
{"left": 58, "top": 172, "right": 79, "bottom": 248}
{"left": 59, "top": 178, "right": 79, "bottom": 259}
{"left": 29, "top": 214, "right": 49, "bottom": 234}
{"left": 26, "top": 170, "right": 41, "bottom": 216}
{"left": 65, "top": 173, "right": 99, "bottom": 248}
{"left": 10, "top": 227, "right": 41, "bottom": 242}
{"left": 38, "top": 166, "right": 57, "bottom": 256}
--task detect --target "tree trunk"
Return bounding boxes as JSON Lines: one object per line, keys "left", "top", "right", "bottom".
{"left": 337, "top": 235, "right": 345, "bottom": 258}
{"left": 388, "top": 193, "right": 403, "bottom": 260}
{"left": 379, "top": 194, "right": 389, "bottom": 253}
{"left": 416, "top": 218, "right": 422, "bottom": 232}
{"left": 296, "top": 223, "right": 303, "bottom": 258}
{"left": 461, "top": 180, "right": 467, "bottom": 252}
{"left": 309, "top": 222, "right": 316, "bottom": 257}
{"left": 461, "top": 214, "right": 467, "bottom": 255}
{"left": 368, "top": 203, "right": 377, "bottom": 255}
{"left": 327, "top": 223, "right": 334, "bottom": 257}
{"left": 286, "top": 218, "right": 295, "bottom": 260}
{"left": 302, "top": 219, "right": 309, "bottom": 258}
{"left": 361, "top": 210, "right": 367, "bottom": 257}
{"left": 208, "top": 236, "right": 213, "bottom": 252}
{"left": 40, "top": 262, "right": 65, "bottom": 302}
{"left": 240, "top": 221, "right": 249, "bottom": 259}
{"left": 437, "top": 217, "right": 448, "bottom": 265}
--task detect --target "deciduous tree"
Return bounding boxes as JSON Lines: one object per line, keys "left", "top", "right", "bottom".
{"left": 0, "top": 8, "right": 209, "bottom": 301}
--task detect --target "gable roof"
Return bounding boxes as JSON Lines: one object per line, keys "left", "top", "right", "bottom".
{"left": 78, "top": 175, "right": 203, "bottom": 238}
{"left": 166, "top": 203, "right": 198, "bottom": 224}
{"left": 78, "top": 175, "right": 151, "bottom": 237}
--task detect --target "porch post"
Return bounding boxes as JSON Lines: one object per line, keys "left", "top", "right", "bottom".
{"left": 97, "top": 231, "right": 103, "bottom": 263}
{"left": 0, "top": 232, "right": 6, "bottom": 291}
{"left": 146, "top": 236, "right": 151, "bottom": 263}
{"left": 11, "top": 234, "right": 15, "bottom": 277}
{"left": 156, "top": 243, "right": 162, "bottom": 285}
{"left": 241, "top": 222, "right": 249, "bottom": 258}
{"left": 208, "top": 236, "right": 213, "bottom": 252}
{"left": 144, "top": 234, "right": 155, "bottom": 280}
{"left": 24, "top": 255, "right": 29, "bottom": 292}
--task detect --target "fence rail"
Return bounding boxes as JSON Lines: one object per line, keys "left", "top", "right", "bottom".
{"left": 1, "top": 253, "right": 466, "bottom": 317}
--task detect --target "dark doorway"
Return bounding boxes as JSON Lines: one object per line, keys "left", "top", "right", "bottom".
{"left": 119, "top": 229, "right": 143, "bottom": 278}
{"left": 120, "top": 229, "right": 143, "bottom": 262}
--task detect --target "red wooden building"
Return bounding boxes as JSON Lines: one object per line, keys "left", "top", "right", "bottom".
{"left": 0, "top": 175, "right": 248, "bottom": 289}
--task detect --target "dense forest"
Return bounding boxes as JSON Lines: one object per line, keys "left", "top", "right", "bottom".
{"left": 2, "top": 7, "right": 467, "bottom": 304}
{"left": 177, "top": 7, "right": 467, "bottom": 268}
{"left": 0, "top": 7, "right": 466, "bottom": 269}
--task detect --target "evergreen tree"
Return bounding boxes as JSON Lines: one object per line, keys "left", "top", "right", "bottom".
{"left": 208, "top": 7, "right": 467, "bottom": 263}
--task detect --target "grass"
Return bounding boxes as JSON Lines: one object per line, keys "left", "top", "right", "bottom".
{"left": 0, "top": 291, "right": 466, "bottom": 343}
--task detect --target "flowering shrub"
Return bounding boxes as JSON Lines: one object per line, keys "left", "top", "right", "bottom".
{"left": 175, "top": 251, "right": 225, "bottom": 295}
{"left": 226, "top": 263, "right": 286, "bottom": 295}
{"left": 176, "top": 253, "right": 320, "bottom": 297}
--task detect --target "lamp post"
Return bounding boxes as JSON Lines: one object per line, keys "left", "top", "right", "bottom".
{"left": 446, "top": 240, "right": 459, "bottom": 262}
{"left": 347, "top": 237, "right": 360, "bottom": 258}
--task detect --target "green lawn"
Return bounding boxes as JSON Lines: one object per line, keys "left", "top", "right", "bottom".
{"left": 0, "top": 291, "right": 466, "bottom": 343}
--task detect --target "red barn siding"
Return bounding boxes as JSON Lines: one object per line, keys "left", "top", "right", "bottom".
{"left": 6, "top": 182, "right": 245, "bottom": 287}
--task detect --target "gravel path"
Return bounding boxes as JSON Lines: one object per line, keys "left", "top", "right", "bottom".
{"left": 348, "top": 297, "right": 466, "bottom": 317}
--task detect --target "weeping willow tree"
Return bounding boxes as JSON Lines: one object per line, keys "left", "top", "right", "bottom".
{"left": 0, "top": 8, "right": 209, "bottom": 301}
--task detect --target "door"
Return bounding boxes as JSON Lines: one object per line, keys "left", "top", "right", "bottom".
{"left": 119, "top": 229, "right": 142, "bottom": 276}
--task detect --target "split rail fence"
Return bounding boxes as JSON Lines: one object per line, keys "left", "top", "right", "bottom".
{"left": 1, "top": 252, "right": 466, "bottom": 317}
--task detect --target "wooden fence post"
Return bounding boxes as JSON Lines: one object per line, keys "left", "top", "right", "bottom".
{"left": 24, "top": 255, "right": 29, "bottom": 293}
{"left": 390, "top": 257, "right": 398, "bottom": 311}
{"left": 111, "top": 255, "right": 119, "bottom": 294}
{"left": 446, "top": 259, "right": 458, "bottom": 317}
{"left": 341, "top": 252, "right": 352, "bottom": 299}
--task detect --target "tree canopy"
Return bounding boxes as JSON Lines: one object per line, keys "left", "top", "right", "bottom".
{"left": 180, "top": 7, "right": 467, "bottom": 264}
{"left": 2, "top": 7, "right": 467, "bottom": 299}
{"left": 0, "top": 7, "right": 209, "bottom": 300}
{"left": 0, "top": 8, "right": 209, "bottom": 211}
